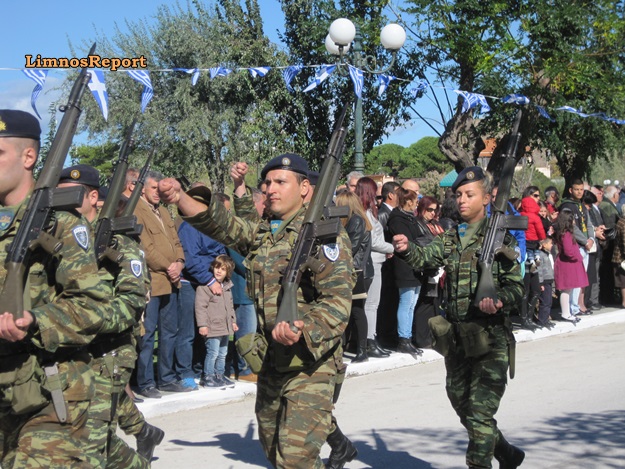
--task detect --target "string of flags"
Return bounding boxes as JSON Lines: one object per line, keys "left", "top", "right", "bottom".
{"left": 10, "top": 63, "right": 625, "bottom": 126}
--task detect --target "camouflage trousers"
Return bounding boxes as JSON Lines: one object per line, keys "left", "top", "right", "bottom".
{"left": 0, "top": 356, "right": 97, "bottom": 468}
{"left": 84, "top": 345, "right": 148, "bottom": 469}
{"left": 255, "top": 358, "right": 337, "bottom": 469}
{"left": 106, "top": 391, "right": 148, "bottom": 469}
{"left": 116, "top": 389, "right": 145, "bottom": 437}
{"left": 445, "top": 324, "right": 509, "bottom": 469}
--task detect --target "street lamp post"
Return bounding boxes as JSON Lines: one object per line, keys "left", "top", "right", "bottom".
{"left": 326, "top": 18, "right": 406, "bottom": 173}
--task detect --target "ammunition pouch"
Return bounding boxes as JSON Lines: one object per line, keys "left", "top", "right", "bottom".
{"left": 456, "top": 321, "right": 494, "bottom": 358}
{"left": 235, "top": 333, "right": 268, "bottom": 374}
{"left": 428, "top": 315, "right": 455, "bottom": 357}
{"left": 0, "top": 353, "right": 49, "bottom": 416}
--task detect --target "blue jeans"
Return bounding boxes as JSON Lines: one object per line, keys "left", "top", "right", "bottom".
{"left": 397, "top": 286, "right": 421, "bottom": 339}
{"left": 176, "top": 282, "right": 196, "bottom": 380}
{"left": 225, "top": 303, "right": 257, "bottom": 377}
{"left": 137, "top": 289, "right": 180, "bottom": 389}
{"left": 204, "top": 336, "right": 229, "bottom": 376}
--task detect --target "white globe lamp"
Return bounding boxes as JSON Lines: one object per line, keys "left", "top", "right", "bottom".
{"left": 328, "top": 18, "right": 356, "bottom": 46}
{"left": 380, "top": 23, "right": 406, "bottom": 51}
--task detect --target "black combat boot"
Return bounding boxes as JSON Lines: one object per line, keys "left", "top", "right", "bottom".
{"left": 326, "top": 425, "right": 358, "bottom": 469}
{"left": 519, "top": 300, "right": 537, "bottom": 331}
{"left": 397, "top": 338, "right": 423, "bottom": 356}
{"left": 494, "top": 434, "right": 525, "bottom": 469}
{"left": 136, "top": 422, "right": 165, "bottom": 462}
{"left": 351, "top": 339, "right": 369, "bottom": 363}
{"left": 367, "top": 339, "right": 390, "bottom": 358}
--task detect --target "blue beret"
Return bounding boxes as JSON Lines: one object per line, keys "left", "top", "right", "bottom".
{"left": 308, "top": 171, "right": 320, "bottom": 186}
{"left": 261, "top": 153, "right": 309, "bottom": 180}
{"left": 59, "top": 164, "right": 100, "bottom": 188}
{"left": 451, "top": 166, "right": 485, "bottom": 193}
{"left": 0, "top": 109, "right": 41, "bottom": 140}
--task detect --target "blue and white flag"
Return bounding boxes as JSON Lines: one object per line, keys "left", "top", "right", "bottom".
{"left": 348, "top": 65, "right": 364, "bottom": 98}
{"left": 536, "top": 105, "right": 555, "bottom": 122}
{"left": 410, "top": 80, "right": 428, "bottom": 98}
{"left": 303, "top": 65, "right": 336, "bottom": 93}
{"left": 87, "top": 70, "right": 109, "bottom": 121}
{"left": 210, "top": 67, "right": 232, "bottom": 79}
{"left": 556, "top": 105, "right": 586, "bottom": 116}
{"left": 248, "top": 66, "right": 271, "bottom": 78}
{"left": 282, "top": 65, "right": 302, "bottom": 92}
{"left": 454, "top": 90, "right": 490, "bottom": 114}
{"left": 22, "top": 69, "right": 48, "bottom": 119}
{"left": 127, "top": 70, "right": 154, "bottom": 113}
{"left": 377, "top": 74, "right": 396, "bottom": 97}
{"left": 174, "top": 68, "right": 201, "bottom": 86}
{"left": 502, "top": 93, "right": 530, "bottom": 105}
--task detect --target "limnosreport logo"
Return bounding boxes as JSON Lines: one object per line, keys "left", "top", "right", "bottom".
{"left": 25, "top": 54, "right": 147, "bottom": 71}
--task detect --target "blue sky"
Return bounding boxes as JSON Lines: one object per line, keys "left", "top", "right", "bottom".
{"left": 1, "top": 0, "right": 442, "bottom": 148}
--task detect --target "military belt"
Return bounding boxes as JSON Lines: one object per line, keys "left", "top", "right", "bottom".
{"left": 88, "top": 332, "right": 133, "bottom": 358}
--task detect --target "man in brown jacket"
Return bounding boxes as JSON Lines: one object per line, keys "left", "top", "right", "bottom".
{"left": 134, "top": 170, "right": 189, "bottom": 398}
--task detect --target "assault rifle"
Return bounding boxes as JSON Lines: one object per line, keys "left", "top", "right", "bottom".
{"left": 93, "top": 118, "right": 138, "bottom": 264}
{"left": 474, "top": 110, "right": 528, "bottom": 307}
{"left": 121, "top": 147, "right": 154, "bottom": 219}
{"left": 0, "top": 44, "right": 96, "bottom": 319}
{"left": 276, "top": 103, "right": 351, "bottom": 331}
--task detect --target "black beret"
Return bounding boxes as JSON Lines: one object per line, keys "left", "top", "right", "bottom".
{"left": 308, "top": 171, "right": 320, "bottom": 186}
{"left": 261, "top": 153, "right": 309, "bottom": 180}
{"left": 0, "top": 109, "right": 41, "bottom": 140}
{"left": 451, "top": 166, "right": 485, "bottom": 193}
{"left": 98, "top": 185, "right": 109, "bottom": 201}
{"left": 59, "top": 164, "right": 100, "bottom": 188}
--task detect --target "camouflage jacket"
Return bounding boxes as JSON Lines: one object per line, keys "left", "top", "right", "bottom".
{"left": 399, "top": 218, "right": 523, "bottom": 322}
{"left": 0, "top": 200, "right": 110, "bottom": 355}
{"left": 183, "top": 188, "right": 353, "bottom": 363}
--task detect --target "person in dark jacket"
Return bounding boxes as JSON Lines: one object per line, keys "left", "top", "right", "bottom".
{"left": 335, "top": 190, "right": 373, "bottom": 362}
{"left": 387, "top": 188, "right": 423, "bottom": 356}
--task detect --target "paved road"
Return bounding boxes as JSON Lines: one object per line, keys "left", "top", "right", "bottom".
{"left": 129, "top": 322, "right": 625, "bottom": 468}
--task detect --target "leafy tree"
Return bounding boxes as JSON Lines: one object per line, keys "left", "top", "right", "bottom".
{"left": 69, "top": 0, "right": 290, "bottom": 192}
{"left": 400, "top": 136, "right": 453, "bottom": 177}
{"left": 364, "top": 143, "right": 404, "bottom": 175}
{"left": 71, "top": 143, "right": 118, "bottom": 184}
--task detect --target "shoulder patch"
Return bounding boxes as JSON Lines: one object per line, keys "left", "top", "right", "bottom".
{"left": 72, "top": 225, "right": 90, "bottom": 251}
{"left": 130, "top": 259, "right": 143, "bottom": 278}
{"left": 322, "top": 243, "right": 340, "bottom": 262}
{"left": 0, "top": 208, "right": 15, "bottom": 232}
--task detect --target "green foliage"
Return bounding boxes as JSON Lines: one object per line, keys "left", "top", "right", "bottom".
{"left": 72, "top": 143, "right": 118, "bottom": 184}
{"left": 400, "top": 136, "right": 453, "bottom": 177}
{"left": 364, "top": 143, "right": 404, "bottom": 175}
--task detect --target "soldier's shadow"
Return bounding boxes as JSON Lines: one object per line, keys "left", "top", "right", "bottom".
{"left": 169, "top": 421, "right": 269, "bottom": 467}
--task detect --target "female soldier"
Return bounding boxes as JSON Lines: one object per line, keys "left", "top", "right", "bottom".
{"left": 392, "top": 167, "right": 525, "bottom": 469}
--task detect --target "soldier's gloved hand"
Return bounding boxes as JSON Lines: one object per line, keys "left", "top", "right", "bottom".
{"left": 478, "top": 298, "right": 503, "bottom": 315}
{"left": 392, "top": 234, "right": 409, "bottom": 253}
{"left": 0, "top": 311, "right": 34, "bottom": 342}
{"left": 272, "top": 320, "right": 303, "bottom": 346}
{"left": 158, "top": 178, "right": 182, "bottom": 205}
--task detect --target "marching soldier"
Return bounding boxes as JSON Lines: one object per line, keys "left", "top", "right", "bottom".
{"left": 393, "top": 167, "right": 525, "bottom": 469}
{"left": 158, "top": 154, "right": 353, "bottom": 468}
{"left": 0, "top": 110, "right": 109, "bottom": 466}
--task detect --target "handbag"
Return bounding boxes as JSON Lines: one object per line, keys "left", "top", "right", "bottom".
{"left": 352, "top": 269, "right": 370, "bottom": 300}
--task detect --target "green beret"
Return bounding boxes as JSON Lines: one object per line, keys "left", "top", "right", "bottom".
{"left": 0, "top": 109, "right": 41, "bottom": 140}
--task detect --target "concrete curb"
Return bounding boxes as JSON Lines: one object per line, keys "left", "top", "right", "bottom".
{"left": 136, "top": 308, "right": 625, "bottom": 419}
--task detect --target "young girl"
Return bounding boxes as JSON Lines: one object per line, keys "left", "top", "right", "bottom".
{"left": 195, "top": 255, "right": 238, "bottom": 387}
{"left": 554, "top": 210, "right": 588, "bottom": 323}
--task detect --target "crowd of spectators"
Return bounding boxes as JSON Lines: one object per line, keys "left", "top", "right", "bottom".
{"left": 129, "top": 167, "right": 625, "bottom": 396}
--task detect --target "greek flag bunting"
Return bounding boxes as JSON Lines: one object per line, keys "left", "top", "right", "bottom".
{"left": 127, "top": 70, "right": 154, "bottom": 113}
{"left": 248, "top": 66, "right": 271, "bottom": 78}
{"left": 348, "top": 65, "right": 364, "bottom": 98}
{"left": 536, "top": 105, "right": 555, "bottom": 122}
{"left": 282, "top": 65, "right": 302, "bottom": 92}
{"left": 410, "top": 80, "right": 428, "bottom": 98}
{"left": 173, "top": 68, "right": 201, "bottom": 85}
{"left": 210, "top": 67, "right": 232, "bottom": 79}
{"left": 378, "top": 74, "right": 396, "bottom": 97}
{"left": 87, "top": 69, "right": 109, "bottom": 121}
{"left": 502, "top": 93, "right": 530, "bottom": 105}
{"left": 303, "top": 65, "right": 336, "bottom": 93}
{"left": 454, "top": 90, "right": 490, "bottom": 114}
{"left": 22, "top": 69, "right": 48, "bottom": 119}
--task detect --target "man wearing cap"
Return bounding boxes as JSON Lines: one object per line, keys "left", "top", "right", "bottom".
{"left": 158, "top": 154, "right": 353, "bottom": 468}
{"left": 393, "top": 167, "right": 525, "bottom": 468}
{"left": 0, "top": 110, "right": 110, "bottom": 466}
{"left": 57, "top": 163, "right": 163, "bottom": 466}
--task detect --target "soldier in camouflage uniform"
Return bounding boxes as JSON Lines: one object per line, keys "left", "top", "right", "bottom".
{"left": 158, "top": 154, "right": 353, "bottom": 469}
{"left": 58, "top": 164, "right": 165, "bottom": 467}
{"left": 393, "top": 167, "right": 525, "bottom": 469}
{"left": 0, "top": 110, "right": 110, "bottom": 467}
